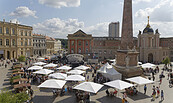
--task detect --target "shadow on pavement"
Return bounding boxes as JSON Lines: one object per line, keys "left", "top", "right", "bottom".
{"left": 3, "top": 82, "right": 10, "bottom": 86}
{"left": 32, "top": 95, "right": 56, "bottom": 103}
{"left": 96, "top": 95, "right": 122, "bottom": 103}
{"left": 54, "top": 94, "right": 76, "bottom": 103}
{"left": 127, "top": 92, "right": 151, "bottom": 101}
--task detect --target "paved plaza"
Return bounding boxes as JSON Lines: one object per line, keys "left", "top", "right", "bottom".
{"left": 0, "top": 63, "right": 172, "bottom": 103}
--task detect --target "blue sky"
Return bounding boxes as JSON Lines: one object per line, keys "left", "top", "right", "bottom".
{"left": 0, "top": 0, "right": 173, "bottom": 38}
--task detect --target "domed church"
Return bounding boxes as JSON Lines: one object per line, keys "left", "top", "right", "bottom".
{"left": 138, "top": 16, "right": 170, "bottom": 63}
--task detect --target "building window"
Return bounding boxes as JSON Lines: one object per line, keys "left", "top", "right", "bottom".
{"left": 12, "top": 28, "right": 15, "bottom": 35}
{"left": 86, "top": 41, "right": 88, "bottom": 46}
{"left": 29, "top": 31, "right": 31, "bottom": 36}
{"left": 0, "top": 27, "right": 2, "bottom": 34}
{"left": 21, "top": 31, "right": 23, "bottom": 36}
{"left": 78, "top": 41, "right": 81, "bottom": 46}
{"left": 21, "top": 51, "right": 23, "bottom": 55}
{"left": 86, "top": 48, "right": 88, "bottom": 53}
{"left": 25, "top": 41, "right": 27, "bottom": 46}
{"left": 25, "top": 31, "right": 27, "bottom": 36}
{"left": 29, "top": 39, "right": 31, "bottom": 46}
{"left": 21, "top": 42, "right": 23, "bottom": 46}
{"left": 6, "top": 27, "right": 9, "bottom": 34}
{"left": 79, "top": 48, "right": 81, "bottom": 53}
{"left": 12, "top": 39, "right": 15, "bottom": 46}
{"left": 104, "top": 50, "right": 107, "bottom": 54}
{"left": 6, "top": 39, "right": 9, "bottom": 46}
{"left": 99, "top": 50, "right": 102, "bottom": 54}
{"left": 0, "top": 39, "right": 2, "bottom": 46}
{"left": 71, "top": 41, "right": 74, "bottom": 46}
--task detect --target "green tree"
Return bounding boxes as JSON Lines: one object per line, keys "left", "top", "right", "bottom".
{"left": 162, "top": 57, "right": 170, "bottom": 67}
{"left": 0, "top": 90, "right": 29, "bottom": 103}
{"left": 18, "top": 55, "right": 26, "bottom": 62}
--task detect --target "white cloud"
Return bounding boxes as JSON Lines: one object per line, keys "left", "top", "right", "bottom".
{"left": 11, "top": 19, "right": 21, "bottom": 24}
{"left": 84, "top": 22, "right": 109, "bottom": 37}
{"left": 33, "top": 18, "right": 84, "bottom": 38}
{"left": 133, "top": 0, "right": 152, "bottom": 4}
{"left": 33, "top": 17, "right": 110, "bottom": 38}
{"left": 135, "top": 0, "right": 172, "bottom": 21}
{"left": 38, "top": 0, "right": 80, "bottom": 8}
{"left": 134, "top": 22, "right": 173, "bottom": 37}
{"left": 9, "top": 6, "right": 37, "bottom": 18}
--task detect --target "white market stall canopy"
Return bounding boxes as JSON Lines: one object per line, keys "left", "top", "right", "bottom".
{"left": 74, "top": 65, "right": 90, "bottom": 70}
{"left": 97, "top": 63, "right": 122, "bottom": 80}
{"left": 33, "top": 62, "right": 47, "bottom": 66}
{"left": 28, "top": 66, "right": 43, "bottom": 70}
{"left": 43, "top": 63, "right": 57, "bottom": 68}
{"left": 56, "top": 65, "right": 72, "bottom": 70}
{"left": 74, "top": 82, "right": 103, "bottom": 93}
{"left": 49, "top": 73, "right": 67, "bottom": 80}
{"left": 141, "top": 63, "right": 155, "bottom": 69}
{"left": 37, "top": 57, "right": 45, "bottom": 61}
{"left": 67, "top": 70, "right": 85, "bottom": 75}
{"left": 33, "top": 69, "right": 54, "bottom": 75}
{"left": 38, "top": 79, "right": 66, "bottom": 89}
{"left": 104, "top": 80, "right": 133, "bottom": 90}
{"left": 65, "top": 75, "right": 85, "bottom": 81}
{"left": 126, "top": 76, "right": 154, "bottom": 85}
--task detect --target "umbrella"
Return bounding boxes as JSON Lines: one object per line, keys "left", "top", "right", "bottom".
{"left": 138, "top": 62, "right": 142, "bottom": 65}
{"left": 126, "top": 76, "right": 154, "bottom": 85}
{"left": 104, "top": 80, "right": 133, "bottom": 90}
{"left": 56, "top": 65, "right": 72, "bottom": 70}
{"left": 33, "top": 62, "right": 46, "bottom": 66}
{"left": 37, "top": 57, "right": 45, "bottom": 61}
{"left": 33, "top": 69, "right": 54, "bottom": 75}
{"left": 141, "top": 63, "right": 155, "bottom": 68}
{"left": 38, "top": 79, "right": 66, "bottom": 89}
{"left": 43, "top": 63, "right": 57, "bottom": 68}
{"left": 74, "top": 65, "right": 90, "bottom": 70}
{"left": 74, "top": 82, "right": 103, "bottom": 93}
{"left": 28, "top": 66, "right": 43, "bottom": 70}
{"left": 67, "top": 70, "right": 85, "bottom": 75}
{"left": 65, "top": 75, "right": 85, "bottom": 81}
{"left": 49, "top": 73, "right": 67, "bottom": 79}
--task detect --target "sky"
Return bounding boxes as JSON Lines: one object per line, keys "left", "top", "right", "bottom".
{"left": 0, "top": 0, "right": 173, "bottom": 39}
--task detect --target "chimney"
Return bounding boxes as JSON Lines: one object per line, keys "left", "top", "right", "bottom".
{"left": 10, "top": 20, "right": 12, "bottom": 23}
{"left": 16, "top": 21, "right": 18, "bottom": 24}
{"left": 3, "top": 19, "right": 5, "bottom": 22}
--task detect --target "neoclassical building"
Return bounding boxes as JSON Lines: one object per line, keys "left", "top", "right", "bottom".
{"left": 138, "top": 17, "right": 170, "bottom": 63}
{"left": 67, "top": 30, "right": 92, "bottom": 60}
{"left": 33, "top": 34, "right": 47, "bottom": 57}
{"left": 0, "top": 19, "right": 33, "bottom": 59}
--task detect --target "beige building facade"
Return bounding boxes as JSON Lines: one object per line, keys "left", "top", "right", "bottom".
{"left": 46, "top": 36, "right": 55, "bottom": 56}
{"left": 54, "top": 40, "right": 61, "bottom": 54}
{"left": 0, "top": 20, "right": 33, "bottom": 59}
{"left": 138, "top": 17, "right": 170, "bottom": 63}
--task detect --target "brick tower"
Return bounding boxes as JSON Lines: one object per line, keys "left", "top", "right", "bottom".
{"left": 115, "top": 0, "right": 142, "bottom": 78}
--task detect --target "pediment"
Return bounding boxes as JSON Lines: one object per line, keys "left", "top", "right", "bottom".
{"left": 73, "top": 29, "right": 87, "bottom": 37}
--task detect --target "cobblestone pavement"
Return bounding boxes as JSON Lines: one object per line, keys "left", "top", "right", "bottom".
{"left": 0, "top": 63, "right": 172, "bottom": 103}
{"left": 0, "top": 63, "right": 12, "bottom": 92}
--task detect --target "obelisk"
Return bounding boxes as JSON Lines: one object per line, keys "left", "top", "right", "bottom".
{"left": 115, "top": 0, "right": 142, "bottom": 78}
{"left": 121, "top": 0, "right": 133, "bottom": 50}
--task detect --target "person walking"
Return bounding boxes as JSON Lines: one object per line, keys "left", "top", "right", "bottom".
{"left": 156, "top": 87, "right": 160, "bottom": 97}
{"left": 152, "top": 89, "right": 156, "bottom": 100}
{"left": 161, "top": 90, "right": 164, "bottom": 101}
{"left": 144, "top": 84, "right": 147, "bottom": 94}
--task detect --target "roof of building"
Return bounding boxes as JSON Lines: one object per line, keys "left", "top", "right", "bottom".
{"left": 45, "top": 36, "right": 55, "bottom": 41}
{"left": 143, "top": 16, "right": 154, "bottom": 34}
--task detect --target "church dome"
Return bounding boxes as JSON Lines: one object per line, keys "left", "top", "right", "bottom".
{"left": 143, "top": 16, "right": 154, "bottom": 34}
{"left": 143, "top": 27, "right": 154, "bottom": 33}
